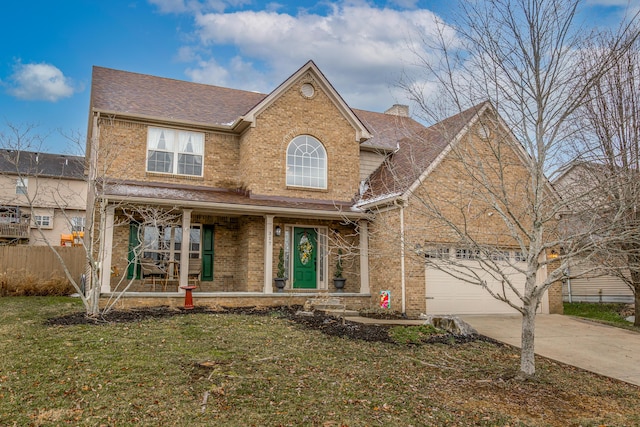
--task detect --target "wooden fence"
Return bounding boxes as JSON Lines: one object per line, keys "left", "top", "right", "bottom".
{"left": 0, "top": 245, "right": 86, "bottom": 282}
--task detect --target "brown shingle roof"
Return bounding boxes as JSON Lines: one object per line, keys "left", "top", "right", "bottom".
{"left": 102, "top": 180, "right": 364, "bottom": 218}
{"left": 353, "top": 109, "right": 428, "bottom": 151}
{"left": 360, "top": 102, "right": 488, "bottom": 204}
{"left": 90, "top": 67, "right": 267, "bottom": 126}
{"left": 90, "top": 66, "right": 489, "bottom": 210}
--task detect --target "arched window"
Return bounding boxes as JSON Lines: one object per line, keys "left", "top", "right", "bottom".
{"left": 286, "top": 135, "right": 327, "bottom": 189}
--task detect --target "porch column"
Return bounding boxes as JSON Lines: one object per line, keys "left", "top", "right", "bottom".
{"left": 100, "top": 205, "right": 115, "bottom": 293}
{"left": 263, "top": 215, "right": 274, "bottom": 293}
{"left": 359, "top": 220, "right": 370, "bottom": 294}
{"left": 179, "top": 209, "right": 193, "bottom": 291}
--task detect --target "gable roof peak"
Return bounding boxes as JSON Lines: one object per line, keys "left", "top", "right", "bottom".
{"left": 242, "top": 60, "right": 372, "bottom": 141}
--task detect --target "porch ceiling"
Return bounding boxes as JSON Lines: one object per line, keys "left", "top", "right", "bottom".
{"left": 101, "top": 180, "right": 369, "bottom": 220}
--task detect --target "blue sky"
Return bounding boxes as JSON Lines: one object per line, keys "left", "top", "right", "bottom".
{"left": 0, "top": 0, "right": 635, "bottom": 154}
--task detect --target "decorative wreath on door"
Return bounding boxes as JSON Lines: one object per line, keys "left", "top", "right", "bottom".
{"left": 298, "top": 233, "right": 313, "bottom": 265}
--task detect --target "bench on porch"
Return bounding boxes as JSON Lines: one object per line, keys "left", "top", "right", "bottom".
{"left": 140, "top": 257, "right": 167, "bottom": 291}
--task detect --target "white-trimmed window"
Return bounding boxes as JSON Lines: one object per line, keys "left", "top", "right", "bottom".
{"left": 147, "top": 127, "right": 204, "bottom": 176}
{"left": 71, "top": 216, "right": 85, "bottom": 232}
{"left": 16, "top": 178, "right": 28, "bottom": 195}
{"left": 514, "top": 251, "right": 526, "bottom": 262}
{"left": 286, "top": 135, "right": 327, "bottom": 189}
{"left": 34, "top": 215, "right": 52, "bottom": 228}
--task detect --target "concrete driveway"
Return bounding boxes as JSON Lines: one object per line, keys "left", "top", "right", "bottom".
{"left": 460, "top": 314, "right": 640, "bottom": 387}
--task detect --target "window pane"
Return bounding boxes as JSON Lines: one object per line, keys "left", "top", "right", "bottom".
{"left": 178, "top": 153, "right": 203, "bottom": 176}
{"left": 148, "top": 151, "right": 173, "bottom": 173}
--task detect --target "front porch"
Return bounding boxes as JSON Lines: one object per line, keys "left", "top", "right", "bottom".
{"left": 97, "top": 200, "right": 372, "bottom": 304}
{"left": 101, "top": 291, "right": 373, "bottom": 312}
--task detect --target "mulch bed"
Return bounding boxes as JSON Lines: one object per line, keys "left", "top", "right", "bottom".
{"left": 45, "top": 305, "right": 486, "bottom": 345}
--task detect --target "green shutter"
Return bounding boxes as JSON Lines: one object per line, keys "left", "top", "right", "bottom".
{"left": 127, "top": 223, "right": 141, "bottom": 279}
{"left": 201, "top": 225, "right": 214, "bottom": 281}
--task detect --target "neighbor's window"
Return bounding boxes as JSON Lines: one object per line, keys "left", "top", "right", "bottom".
{"left": 286, "top": 135, "right": 327, "bottom": 189}
{"left": 16, "top": 178, "right": 28, "bottom": 195}
{"left": 147, "top": 127, "right": 204, "bottom": 176}
{"left": 34, "top": 215, "right": 52, "bottom": 228}
{"left": 71, "top": 216, "right": 86, "bottom": 232}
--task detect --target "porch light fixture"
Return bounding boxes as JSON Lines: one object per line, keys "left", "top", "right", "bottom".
{"left": 275, "top": 225, "right": 282, "bottom": 237}
{"left": 549, "top": 250, "right": 559, "bottom": 259}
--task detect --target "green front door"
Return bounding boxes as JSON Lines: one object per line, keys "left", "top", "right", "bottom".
{"left": 293, "top": 228, "right": 317, "bottom": 289}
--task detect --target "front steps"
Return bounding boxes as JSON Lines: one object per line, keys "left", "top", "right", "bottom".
{"left": 303, "top": 296, "right": 360, "bottom": 317}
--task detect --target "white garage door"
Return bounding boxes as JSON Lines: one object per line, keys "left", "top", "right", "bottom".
{"left": 425, "top": 263, "right": 529, "bottom": 315}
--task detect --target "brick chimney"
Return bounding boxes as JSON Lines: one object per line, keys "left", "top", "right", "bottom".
{"left": 384, "top": 104, "right": 409, "bottom": 117}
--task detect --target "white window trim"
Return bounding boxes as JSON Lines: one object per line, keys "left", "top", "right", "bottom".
{"left": 286, "top": 135, "right": 327, "bottom": 190}
{"left": 146, "top": 127, "right": 204, "bottom": 177}
{"left": 33, "top": 215, "right": 53, "bottom": 229}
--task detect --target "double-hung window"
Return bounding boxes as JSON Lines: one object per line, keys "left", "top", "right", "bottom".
{"left": 147, "top": 127, "right": 204, "bottom": 176}
{"left": 16, "top": 178, "right": 28, "bottom": 195}
{"left": 34, "top": 215, "right": 52, "bottom": 228}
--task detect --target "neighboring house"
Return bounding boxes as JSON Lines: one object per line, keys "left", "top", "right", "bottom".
{"left": 553, "top": 161, "right": 634, "bottom": 303}
{"left": 0, "top": 150, "right": 87, "bottom": 246}
{"left": 87, "top": 60, "right": 562, "bottom": 315}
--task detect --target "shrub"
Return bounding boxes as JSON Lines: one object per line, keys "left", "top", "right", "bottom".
{"left": 0, "top": 270, "right": 75, "bottom": 296}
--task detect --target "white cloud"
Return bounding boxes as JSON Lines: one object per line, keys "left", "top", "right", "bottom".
{"left": 149, "top": 0, "right": 252, "bottom": 14}
{"left": 180, "top": 4, "right": 452, "bottom": 112}
{"left": 7, "top": 62, "right": 76, "bottom": 102}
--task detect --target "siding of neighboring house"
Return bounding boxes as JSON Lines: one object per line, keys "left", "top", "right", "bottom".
{"left": 564, "top": 261, "right": 634, "bottom": 303}
{"left": 0, "top": 151, "right": 87, "bottom": 246}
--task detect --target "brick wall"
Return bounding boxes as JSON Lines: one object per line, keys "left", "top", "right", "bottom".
{"left": 365, "top": 115, "right": 563, "bottom": 316}
{"left": 96, "top": 118, "right": 241, "bottom": 189}
{"left": 239, "top": 73, "right": 361, "bottom": 201}
{"left": 368, "top": 209, "right": 403, "bottom": 312}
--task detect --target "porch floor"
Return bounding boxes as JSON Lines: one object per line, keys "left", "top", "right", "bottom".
{"left": 100, "top": 292, "right": 372, "bottom": 312}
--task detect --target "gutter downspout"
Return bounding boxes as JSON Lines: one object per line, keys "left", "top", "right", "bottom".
{"left": 566, "top": 267, "right": 572, "bottom": 303}
{"left": 395, "top": 199, "right": 406, "bottom": 315}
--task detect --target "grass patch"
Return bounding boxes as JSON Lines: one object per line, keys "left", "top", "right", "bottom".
{"left": 563, "top": 302, "right": 629, "bottom": 323}
{"left": 1, "top": 297, "right": 640, "bottom": 426}
{"left": 563, "top": 302, "right": 640, "bottom": 333}
{"left": 388, "top": 324, "right": 442, "bottom": 344}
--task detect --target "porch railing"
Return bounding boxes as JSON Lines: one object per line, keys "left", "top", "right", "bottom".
{"left": 0, "top": 222, "right": 29, "bottom": 240}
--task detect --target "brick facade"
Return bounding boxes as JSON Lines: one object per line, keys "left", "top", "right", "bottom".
{"left": 90, "top": 62, "right": 563, "bottom": 317}
{"left": 239, "top": 75, "right": 360, "bottom": 201}
{"left": 367, "top": 115, "right": 564, "bottom": 316}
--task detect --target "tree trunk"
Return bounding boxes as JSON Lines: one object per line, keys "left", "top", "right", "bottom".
{"left": 520, "top": 304, "right": 537, "bottom": 377}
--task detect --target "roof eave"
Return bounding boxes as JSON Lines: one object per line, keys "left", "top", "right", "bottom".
{"left": 102, "top": 194, "right": 369, "bottom": 220}
{"left": 92, "top": 108, "right": 237, "bottom": 132}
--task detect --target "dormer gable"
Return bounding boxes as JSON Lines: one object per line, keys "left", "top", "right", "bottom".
{"left": 239, "top": 61, "right": 372, "bottom": 142}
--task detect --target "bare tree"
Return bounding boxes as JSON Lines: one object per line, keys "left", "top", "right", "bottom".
{"left": 573, "top": 35, "right": 640, "bottom": 325}
{"left": 398, "top": 0, "right": 639, "bottom": 377}
{"left": 0, "top": 123, "right": 182, "bottom": 316}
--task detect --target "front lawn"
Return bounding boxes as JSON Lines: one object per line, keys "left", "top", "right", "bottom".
{"left": 1, "top": 297, "right": 640, "bottom": 426}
